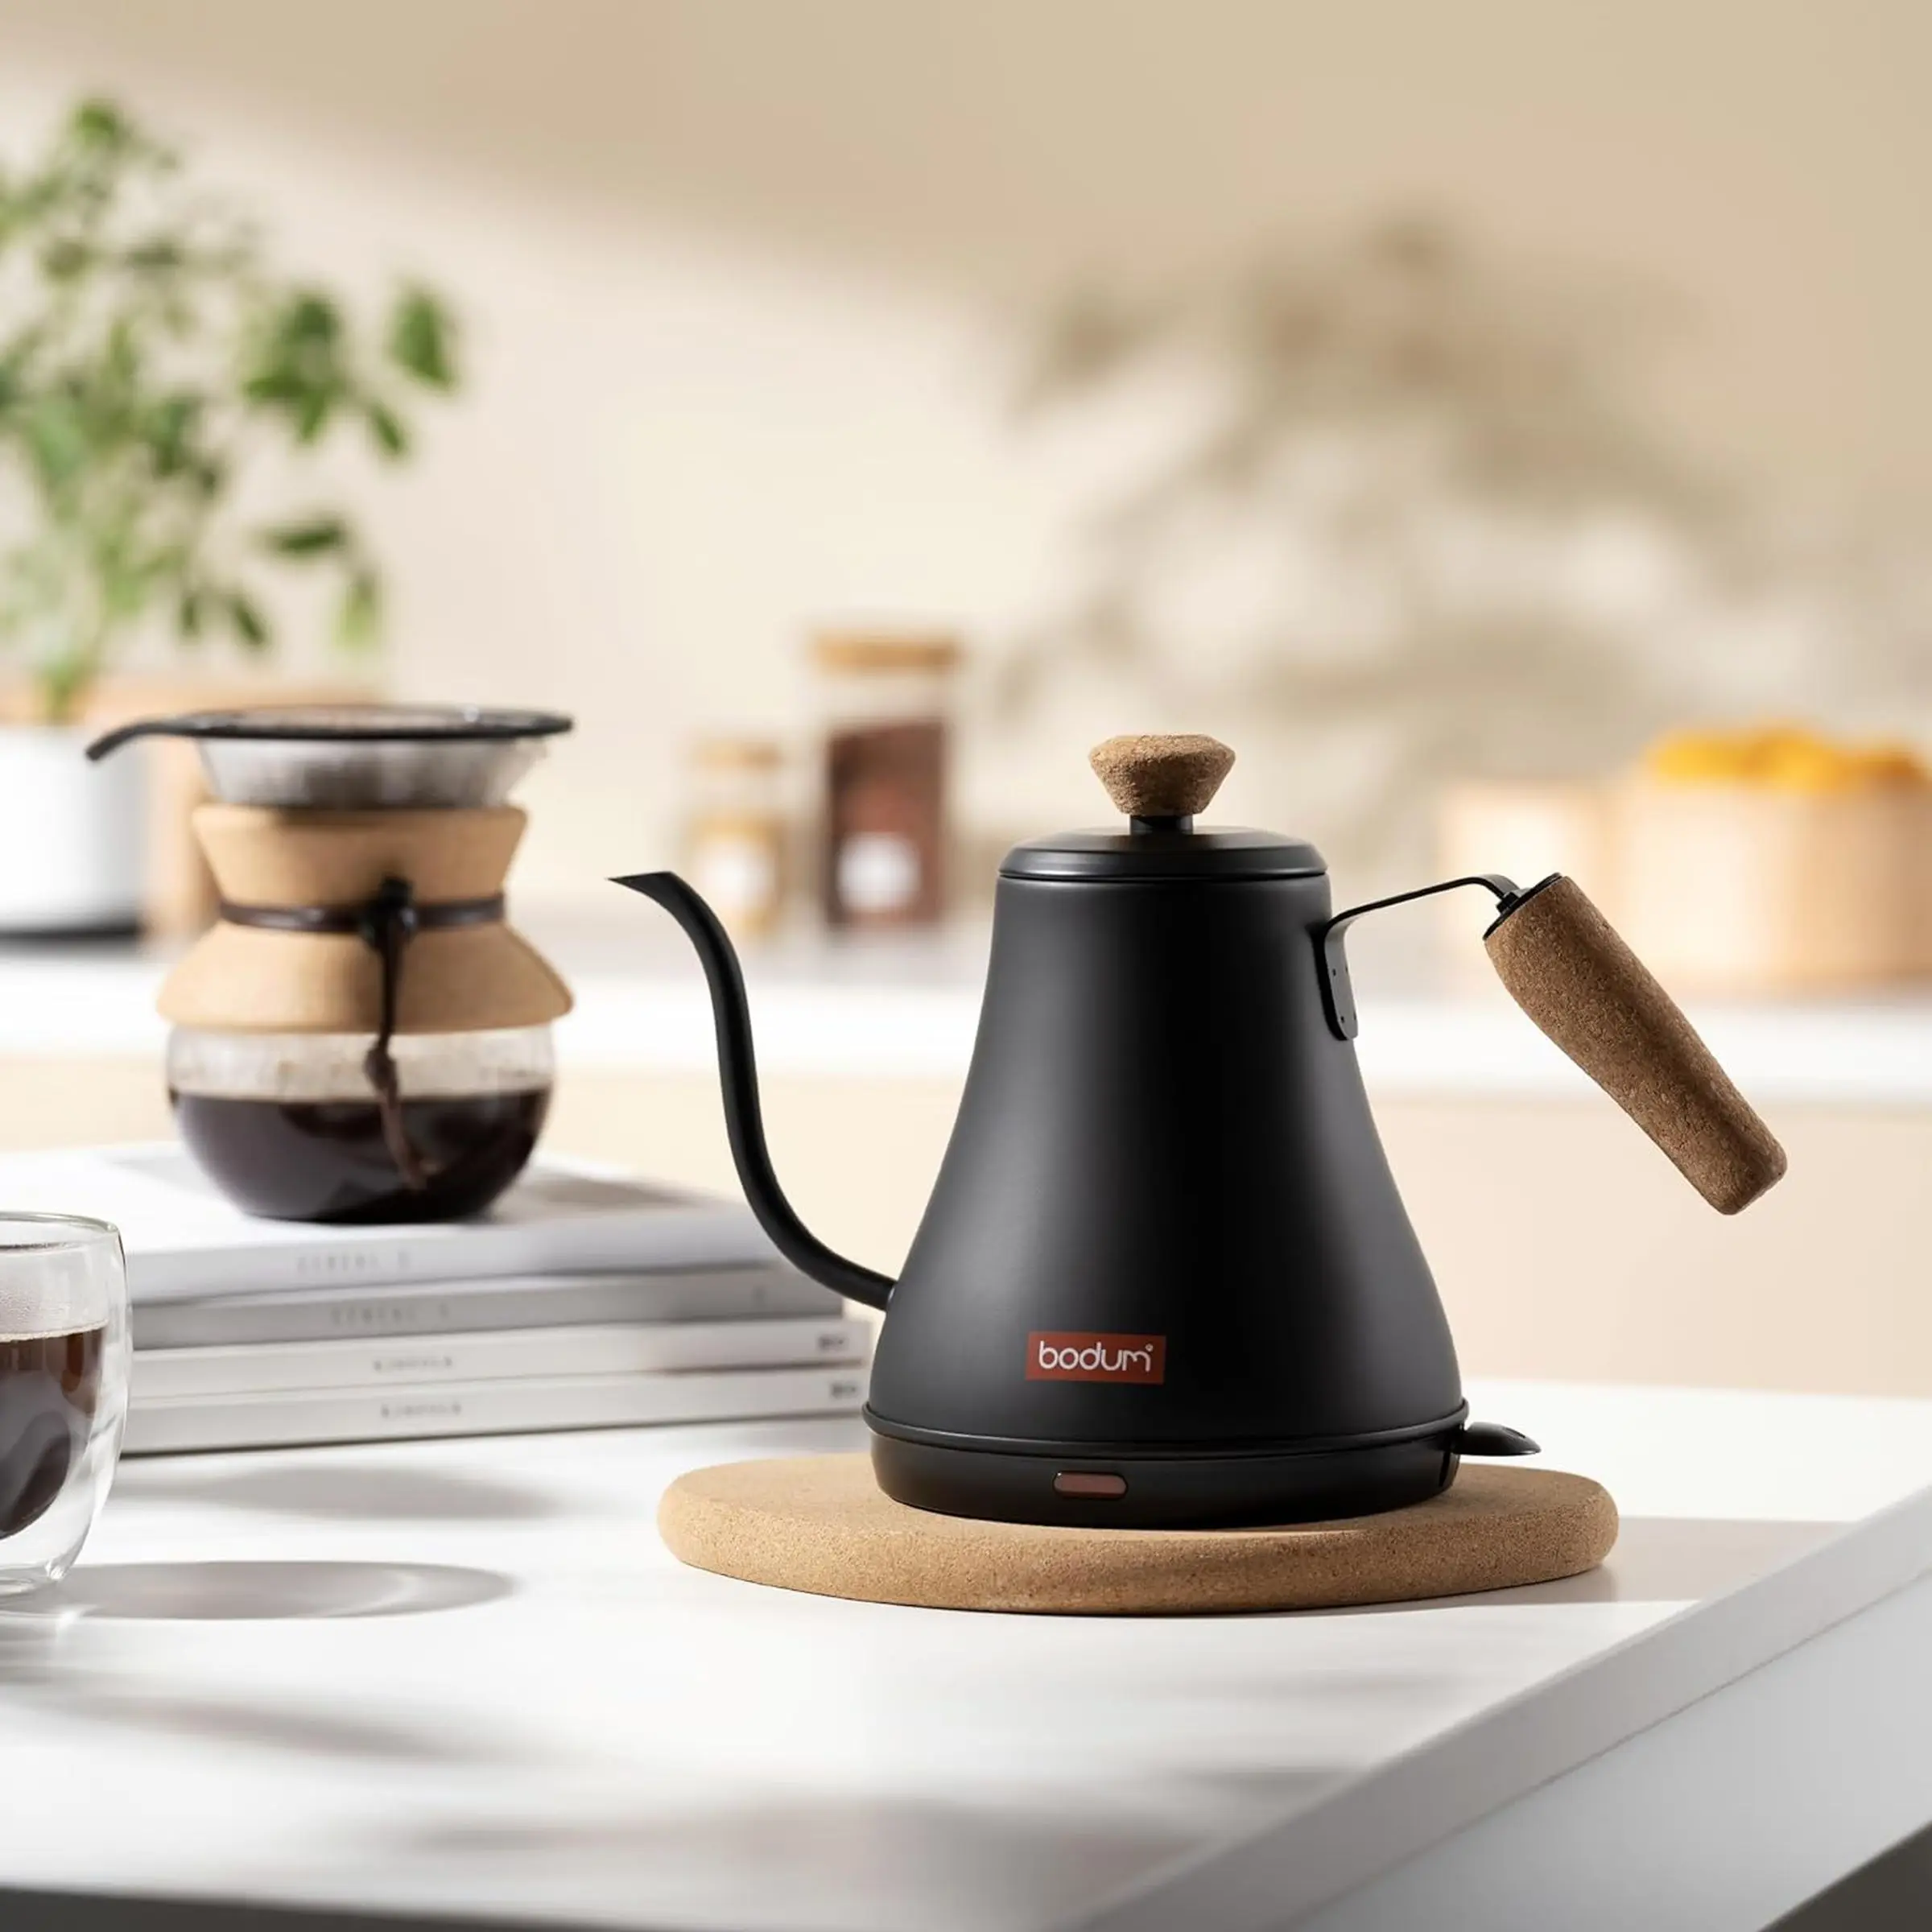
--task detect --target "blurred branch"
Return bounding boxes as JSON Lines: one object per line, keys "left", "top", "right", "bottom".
{"left": 1002, "top": 212, "right": 1932, "bottom": 865}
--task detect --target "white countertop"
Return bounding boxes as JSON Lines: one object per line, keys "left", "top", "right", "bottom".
{"left": 5, "top": 923, "right": 1932, "bottom": 1104}
{"left": 3, "top": 1378, "right": 1932, "bottom": 1929}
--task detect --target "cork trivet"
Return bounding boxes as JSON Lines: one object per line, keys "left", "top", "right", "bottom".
{"left": 658, "top": 1455, "right": 1618, "bottom": 1615}
{"left": 1088, "top": 733, "right": 1236, "bottom": 819}
{"left": 1486, "top": 876, "right": 1787, "bottom": 1214}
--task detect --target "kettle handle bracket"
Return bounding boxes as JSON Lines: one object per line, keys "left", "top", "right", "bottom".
{"left": 1319, "top": 874, "right": 1522, "bottom": 1040}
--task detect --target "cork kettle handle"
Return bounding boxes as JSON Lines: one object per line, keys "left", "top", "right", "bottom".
{"left": 1484, "top": 877, "right": 1787, "bottom": 1214}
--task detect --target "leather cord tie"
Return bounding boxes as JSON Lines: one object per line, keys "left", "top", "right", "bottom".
{"left": 217, "top": 881, "right": 505, "bottom": 1192}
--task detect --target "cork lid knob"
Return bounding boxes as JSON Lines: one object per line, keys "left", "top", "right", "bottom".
{"left": 1089, "top": 734, "right": 1236, "bottom": 822}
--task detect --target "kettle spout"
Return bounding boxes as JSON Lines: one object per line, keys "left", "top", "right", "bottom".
{"left": 612, "top": 872, "right": 895, "bottom": 1311}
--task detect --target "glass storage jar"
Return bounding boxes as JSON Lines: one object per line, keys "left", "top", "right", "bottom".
{"left": 812, "top": 633, "right": 959, "bottom": 929}
{"left": 685, "top": 737, "right": 787, "bottom": 939}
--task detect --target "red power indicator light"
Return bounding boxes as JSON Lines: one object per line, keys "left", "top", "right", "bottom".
{"left": 1053, "top": 1472, "right": 1128, "bottom": 1498}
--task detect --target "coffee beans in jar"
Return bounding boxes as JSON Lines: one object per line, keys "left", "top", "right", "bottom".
{"left": 813, "top": 632, "right": 960, "bottom": 930}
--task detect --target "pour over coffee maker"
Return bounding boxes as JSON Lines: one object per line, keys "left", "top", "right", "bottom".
{"left": 89, "top": 706, "right": 573, "bottom": 1223}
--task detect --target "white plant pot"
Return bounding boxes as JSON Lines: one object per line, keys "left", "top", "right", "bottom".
{"left": 0, "top": 724, "right": 144, "bottom": 935}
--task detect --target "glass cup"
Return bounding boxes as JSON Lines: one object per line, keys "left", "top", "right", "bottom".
{"left": 0, "top": 1216, "right": 130, "bottom": 1595}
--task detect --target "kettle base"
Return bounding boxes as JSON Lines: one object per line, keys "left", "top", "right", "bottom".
{"left": 868, "top": 1419, "right": 1462, "bottom": 1530}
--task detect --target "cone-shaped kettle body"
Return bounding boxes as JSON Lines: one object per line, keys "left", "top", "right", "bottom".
{"left": 867, "top": 856, "right": 1462, "bottom": 1454}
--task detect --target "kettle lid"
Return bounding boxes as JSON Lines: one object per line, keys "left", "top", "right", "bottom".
{"left": 1001, "top": 734, "right": 1326, "bottom": 882}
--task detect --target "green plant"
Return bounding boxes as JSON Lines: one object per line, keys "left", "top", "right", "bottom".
{"left": 0, "top": 97, "right": 459, "bottom": 722}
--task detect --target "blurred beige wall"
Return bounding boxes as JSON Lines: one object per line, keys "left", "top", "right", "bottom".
{"left": 3, "top": 0, "right": 1927, "bottom": 908}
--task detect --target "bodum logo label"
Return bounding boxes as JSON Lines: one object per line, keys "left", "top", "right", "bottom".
{"left": 1026, "top": 1331, "right": 1166, "bottom": 1384}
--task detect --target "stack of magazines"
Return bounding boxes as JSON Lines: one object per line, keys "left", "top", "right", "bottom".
{"left": 0, "top": 1146, "right": 868, "bottom": 1454}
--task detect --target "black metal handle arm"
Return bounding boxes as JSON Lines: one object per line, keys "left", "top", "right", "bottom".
{"left": 1317, "top": 873, "right": 1522, "bottom": 1040}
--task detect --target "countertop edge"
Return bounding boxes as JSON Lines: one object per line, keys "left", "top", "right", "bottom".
{"left": 1080, "top": 1476, "right": 1932, "bottom": 1930}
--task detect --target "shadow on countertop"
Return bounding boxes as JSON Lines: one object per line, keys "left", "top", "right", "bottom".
{"left": 114, "top": 1459, "right": 564, "bottom": 1524}
{"left": 1307, "top": 1513, "right": 1839, "bottom": 1614}
{"left": 27, "top": 1558, "right": 511, "bottom": 1621}
{"left": 0, "top": 1893, "right": 564, "bottom": 1932}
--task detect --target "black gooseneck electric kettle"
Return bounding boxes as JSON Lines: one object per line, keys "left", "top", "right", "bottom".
{"left": 619, "top": 734, "right": 1785, "bottom": 1530}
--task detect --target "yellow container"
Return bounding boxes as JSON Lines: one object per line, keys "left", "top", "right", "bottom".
{"left": 1612, "top": 727, "right": 1932, "bottom": 993}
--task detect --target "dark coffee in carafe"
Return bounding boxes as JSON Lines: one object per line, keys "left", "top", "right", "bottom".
{"left": 0, "top": 1327, "right": 104, "bottom": 1538}
{"left": 171, "top": 1088, "right": 551, "bottom": 1223}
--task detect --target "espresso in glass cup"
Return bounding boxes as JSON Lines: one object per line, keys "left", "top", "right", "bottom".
{"left": 0, "top": 1216, "right": 130, "bottom": 1594}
